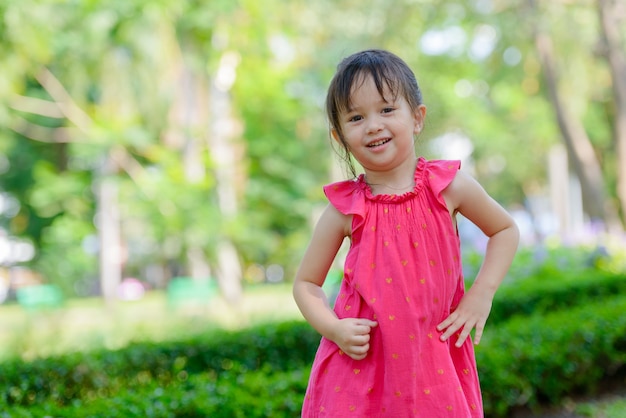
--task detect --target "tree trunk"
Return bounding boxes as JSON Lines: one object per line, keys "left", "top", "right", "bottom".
{"left": 97, "top": 157, "right": 122, "bottom": 306}
{"left": 207, "top": 51, "right": 243, "bottom": 304}
{"left": 30, "top": 67, "right": 127, "bottom": 302}
{"left": 598, "top": 0, "right": 626, "bottom": 228}
{"left": 165, "top": 61, "right": 214, "bottom": 285}
{"left": 528, "top": 0, "right": 621, "bottom": 230}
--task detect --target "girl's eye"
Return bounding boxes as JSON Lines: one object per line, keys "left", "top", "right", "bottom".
{"left": 348, "top": 115, "right": 363, "bottom": 122}
{"left": 382, "top": 107, "right": 395, "bottom": 114}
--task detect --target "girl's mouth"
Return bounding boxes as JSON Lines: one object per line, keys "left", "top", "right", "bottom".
{"left": 367, "top": 138, "right": 391, "bottom": 148}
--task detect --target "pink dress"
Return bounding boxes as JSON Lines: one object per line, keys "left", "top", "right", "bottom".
{"left": 302, "top": 158, "right": 483, "bottom": 417}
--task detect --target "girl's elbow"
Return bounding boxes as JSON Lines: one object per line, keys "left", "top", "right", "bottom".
{"left": 488, "top": 219, "right": 519, "bottom": 243}
{"left": 501, "top": 220, "right": 521, "bottom": 250}
{"left": 509, "top": 219, "right": 521, "bottom": 241}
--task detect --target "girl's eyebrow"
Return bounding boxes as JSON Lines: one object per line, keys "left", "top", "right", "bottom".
{"left": 346, "top": 97, "right": 392, "bottom": 113}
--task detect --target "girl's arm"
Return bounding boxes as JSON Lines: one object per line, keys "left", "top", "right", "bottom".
{"left": 437, "top": 170, "right": 520, "bottom": 347}
{"left": 293, "top": 204, "right": 377, "bottom": 360}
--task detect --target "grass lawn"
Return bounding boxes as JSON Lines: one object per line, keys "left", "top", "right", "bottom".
{"left": 0, "top": 282, "right": 302, "bottom": 361}
{"left": 513, "top": 391, "right": 626, "bottom": 418}
{"left": 574, "top": 396, "right": 626, "bottom": 418}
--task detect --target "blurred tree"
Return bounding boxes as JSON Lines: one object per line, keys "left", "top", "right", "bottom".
{"left": 598, "top": 0, "right": 626, "bottom": 227}
{"left": 0, "top": 0, "right": 623, "bottom": 301}
{"left": 527, "top": 0, "right": 618, "bottom": 228}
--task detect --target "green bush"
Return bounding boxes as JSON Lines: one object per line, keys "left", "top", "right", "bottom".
{"left": 2, "top": 367, "right": 309, "bottom": 418}
{"left": 478, "top": 294, "right": 626, "bottom": 416}
{"left": 0, "top": 320, "right": 319, "bottom": 409}
{"left": 489, "top": 271, "right": 626, "bottom": 324}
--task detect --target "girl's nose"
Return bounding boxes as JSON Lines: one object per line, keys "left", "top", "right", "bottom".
{"left": 366, "top": 116, "right": 383, "bottom": 134}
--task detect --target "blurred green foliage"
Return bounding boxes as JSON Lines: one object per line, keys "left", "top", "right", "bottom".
{"left": 0, "top": 0, "right": 623, "bottom": 296}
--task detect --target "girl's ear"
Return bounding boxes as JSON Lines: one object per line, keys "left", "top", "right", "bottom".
{"left": 413, "top": 105, "right": 427, "bottom": 134}
{"left": 331, "top": 128, "right": 341, "bottom": 143}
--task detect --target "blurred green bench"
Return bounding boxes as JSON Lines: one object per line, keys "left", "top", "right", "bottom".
{"left": 166, "top": 277, "right": 218, "bottom": 308}
{"left": 16, "top": 284, "right": 64, "bottom": 310}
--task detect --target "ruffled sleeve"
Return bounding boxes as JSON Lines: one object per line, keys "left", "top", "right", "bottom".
{"left": 323, "top": 179, "right": 366, "bottom": 231}
{"left": 424, "top": 159, "right": 461, "bottom": 207}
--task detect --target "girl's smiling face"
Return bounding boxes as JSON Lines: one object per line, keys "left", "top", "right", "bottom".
{"left": 333, "top": 74, "right": 426, "bottom": 175}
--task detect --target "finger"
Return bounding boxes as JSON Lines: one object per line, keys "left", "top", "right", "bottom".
{"left": 349, "top": 352, "right": 367, "bottom": 361}
{"left": 349, "top": 334, "right": 370, "bottom": 345}
{"left": 436, "top": 313, "right": 457, "bottom": 331}
{"left": 357, "top": 319, "right": 378, "bottom": 328}
{"left": 436, "top": 319, "right": 448, "bottom": 332}
{"left": 354, "top": 324, "right": 371, "bottom": 335}
{"left": 349, "top": 341, "right": 369, "bottom": 353}
{"left": 355, "top": 323, "right": 377, "bottom": 336}
{"left": 455, "top": 324, "right": 473, "bottom": 348}
{"left": 473, "top": 324, "right": 485, "bottom": 345}
{"left": 348, "top": 343, "right": 370, "bottom": 359}
{"left": 439, "top": 321, "right": 461, "bottom": 341}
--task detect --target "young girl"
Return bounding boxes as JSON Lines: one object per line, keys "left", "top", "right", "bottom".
{"left": 293, "top": 49, "right": 519, "bottom": 417}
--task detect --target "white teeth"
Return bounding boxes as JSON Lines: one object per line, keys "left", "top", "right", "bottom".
{"left": 368, "top": 138, "right": 390, "bottom": 147}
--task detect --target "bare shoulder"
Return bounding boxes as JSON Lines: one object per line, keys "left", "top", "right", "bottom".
{"left": 442, "top": 170, "right": 515, "bottom": 236}
{"left": 317, "top": 203, "right": 352, "bottom": 239}
{"left": 442, "top": 169, "right": 485, "bottom": 212}
{"left": 294, "top": 203, "right": 351, "bottom": 287}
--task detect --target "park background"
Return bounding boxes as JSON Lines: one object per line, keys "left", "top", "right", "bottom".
{"left": 0, "top": 0, "right": 626, "bottom": 417}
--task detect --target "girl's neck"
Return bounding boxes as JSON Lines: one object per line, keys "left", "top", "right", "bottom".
{"left": 364, "top": 157, "right": 418, "bottom": 196}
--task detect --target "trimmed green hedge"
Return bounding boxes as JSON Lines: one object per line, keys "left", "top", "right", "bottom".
{"left": 478, "top": 294, "right": 626, "bottom": 416}
{"left": 0, "top": 320, "right": 319, "bottom": 409}
{"left": 489, "top": 271, "right": 626, "bottom": 324}
{"left": 2, "top": 367, "right": 309, "bottom": 418}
